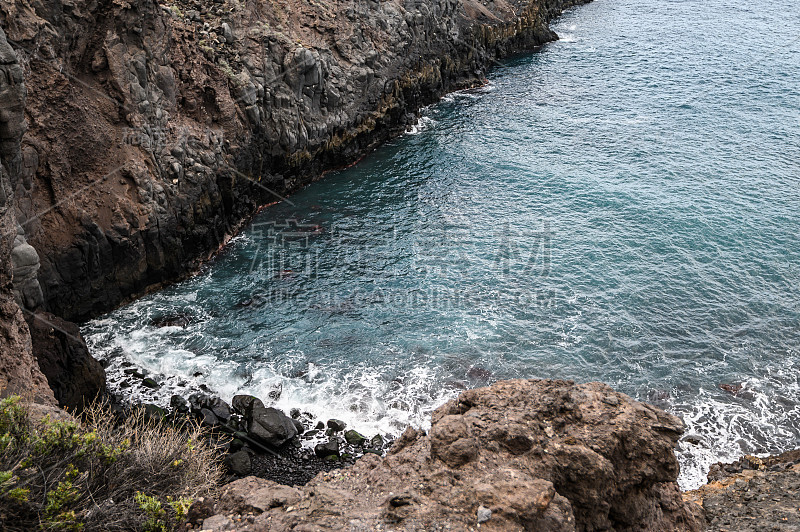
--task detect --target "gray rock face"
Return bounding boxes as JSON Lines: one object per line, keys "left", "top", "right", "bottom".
{"left": 11, "top": 224, "right": 43, "bottom": 309}
{"left": 25, "top": 311, "right": 106, "bottom": 411}
{"left": 246, "top": 406, "right": 298, "bottom": 447}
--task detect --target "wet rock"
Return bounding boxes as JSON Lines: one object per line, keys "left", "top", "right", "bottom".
{"left": 124, "top": 368, "right": 146, "bottom": 379}
{"left": 232, "top": 394, "right": 265, "bottom": 417}
{"left": 267, "top": 383, "right": 282, "bottom": 401}
{"left": 170, "top": 394, "right": 190, "bottom": 413}
{"left": 291, "top": 418, "right": 304, "bottom": 435}
{"left": 200, "top": 407, "right": 219, "bottom": 427}
{"left": 314, "top": 439, "right": 340, "bottom": 458}
{"left": 224, "top": 450, "right": 252, "bottom": 476}
{"left": 327, "top": 418, "right": 346, "bottom": 432}
{"left": 247, "top": 406, "right": 298, "bottom": 447}
{"left": 344, "top": 429, "right": 365, "bottom": 446}
{"left": 142, "top": 377, "right": 160, "bottom": 389}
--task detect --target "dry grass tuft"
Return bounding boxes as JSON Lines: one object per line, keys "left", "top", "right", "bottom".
{"left": 0, "top": 395, "right": 223, "bottom": 531}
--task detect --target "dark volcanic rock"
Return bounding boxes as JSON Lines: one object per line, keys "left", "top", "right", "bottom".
{"left": 150, "top": 314, "right": 192, "bottom": 328}
{"left": 344, "top": 429, "right": 366, "bottom": 446}
{"left": 199, "top": 407, "right": 220, "bottom": 427}
{"left": 170, "top": 394, "right": 190, "bottom": 413}
{"left": 232, "top": 394, "right": 265, "bottom": 417}
{"left": 26, "top": 311, "right": 105, "bottom": 411}
{"left": 207, "top": 396, "right": 231, "bottom": 421}
{"left": 0, "top": 27, "right": 53, "bottom": 403}
{"left": 314, "top": 440, "right": 340, "bottom": 458}
{"left": 225, "top": 450, "right": 252, "bottom": 477}
{"left": 208, "top": 380, "right": 702, "bottom": 531}
{"left": 247, "top": 407, "right": 298, "bottom": 447}
{"left": 326, "top": 418, "right": 346, "bottom": 432}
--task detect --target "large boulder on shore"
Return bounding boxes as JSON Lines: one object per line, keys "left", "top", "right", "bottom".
{"left": 246, "top": 406, "right": 297, "bottom": 447}
{"left": 204, "top": 380, "right": 702, "bottom": 531}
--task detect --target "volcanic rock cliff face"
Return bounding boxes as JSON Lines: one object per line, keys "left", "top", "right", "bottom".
{"left": 199, "top": 380, "right": 703, "bottom": 531}
{"left": 0, "top": 0, "right": 589, "bottom": 323}
{"left": 0, "top": 27, "right": 53, "bottom": 403}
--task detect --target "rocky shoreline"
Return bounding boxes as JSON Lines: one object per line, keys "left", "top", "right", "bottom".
{"left": 188, "top": 379, "right": 706, "bottom": 531}
{"left": 4, "top": 0, "right": 800, "bottom": 529}
{"left": 109, "top": 387, "right": 396, "bottom": 487}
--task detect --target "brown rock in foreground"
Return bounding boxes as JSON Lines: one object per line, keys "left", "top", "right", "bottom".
{"left": 685, "top": 449, "right": 800, "bottom": 532}
{"left": 200, "top": 380, "right": 702, "bottom": 531}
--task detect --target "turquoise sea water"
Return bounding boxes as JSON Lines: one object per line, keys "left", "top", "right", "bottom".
{"left": 83, "top": 0, "right": 800, "bottom": 489}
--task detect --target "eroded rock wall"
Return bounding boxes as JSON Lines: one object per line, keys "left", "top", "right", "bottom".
{"left": 0, "top": 26, "right": 54, "bottom": 403}
{"left": 0, "top": 0, "right": 589, "bottom": 322}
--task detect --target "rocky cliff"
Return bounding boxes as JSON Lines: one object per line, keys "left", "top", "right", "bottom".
{"left": 0, "top": 27, "right": 53, "bottom": 403}
{"left": 195, "top": 380, "right": 703, "bottom": 531}
{"left": 0, "top": 0, "right": 589, "bottom": 323}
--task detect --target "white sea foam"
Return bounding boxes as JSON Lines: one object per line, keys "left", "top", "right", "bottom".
{"left": 405, "top": 116, "right": 436, "bottom": 135}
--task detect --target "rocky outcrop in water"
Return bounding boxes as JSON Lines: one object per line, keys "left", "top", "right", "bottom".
{"left": 196, "top": 380, "right": 703, "bottom": 531}
{"left": 0, "top": 0, "right": 589, "bottom": 323}
{"left": 0, "top": 27, "right": 54, "bottom": 404}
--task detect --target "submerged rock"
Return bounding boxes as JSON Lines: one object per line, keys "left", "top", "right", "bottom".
{"left": 150, "top": 314, "right": 192, "bottom": 328}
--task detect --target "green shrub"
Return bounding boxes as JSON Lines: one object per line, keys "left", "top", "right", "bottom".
{"left": 0, "top": 396, "right": 223, "bottom": 531}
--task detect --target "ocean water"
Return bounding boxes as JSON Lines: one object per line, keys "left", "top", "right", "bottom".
{"left": 82, "top": 0, "right": 800, "bottom": 489}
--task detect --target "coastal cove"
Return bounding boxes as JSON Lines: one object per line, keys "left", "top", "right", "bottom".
{"left": 81, "top": 0, "right": 800, "bottom": 493}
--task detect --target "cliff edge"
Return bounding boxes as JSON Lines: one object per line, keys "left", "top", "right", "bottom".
{"left": 196, "top": 380, "right": 703, "bottom": 531}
